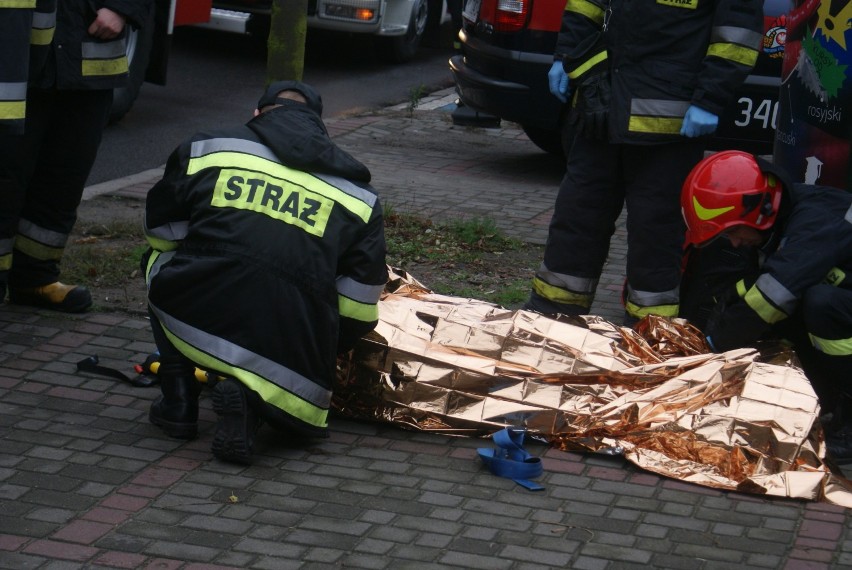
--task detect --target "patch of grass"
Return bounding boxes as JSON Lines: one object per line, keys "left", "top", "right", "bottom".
{"left": 63, "top": 219, "right": 147, "bottom": 287}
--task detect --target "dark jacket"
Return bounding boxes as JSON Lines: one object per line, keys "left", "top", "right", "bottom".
{"left": 32, "top": 0, "right": 150, "bottom": 90}
{"left": 556, "top": 0, "right": 763, "bottom": 144}
{"left": 706, "top": 184, "right": 852, "bottom": 350}
{"left": 143, "top": 101, "right": 388, "bottom": 437}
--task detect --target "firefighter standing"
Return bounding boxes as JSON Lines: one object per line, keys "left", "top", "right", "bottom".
{"left": 0, "top": 0, "right": 151, "bottom": 312}
{"left": 0, "top": 0, "right": 55, "bottom": 302}
{"left": 525, "top": 0, "right": 763, "bottom": 323}
{"left": 144, "top": 82, "right": 388, "bottom": 465}
{"left": 680, "top": 151, "right": 852, "bottom": 463}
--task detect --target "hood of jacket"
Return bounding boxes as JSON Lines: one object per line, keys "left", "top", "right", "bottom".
{"left": 247, "top": 101, "right": 371, "bottom": 183}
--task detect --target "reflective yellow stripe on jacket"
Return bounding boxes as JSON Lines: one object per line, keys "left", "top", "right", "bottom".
{"left": 565, "top": 0, "right": 605, "bottom": 24}
{"left": 81, "top": 38, "right": 128, "bottom": 77}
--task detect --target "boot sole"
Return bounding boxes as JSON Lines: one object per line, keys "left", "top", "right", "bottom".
{"left": 149, "top": 406, "right": 198, "bottom": 440}
{"left": 211, "top": 379, "right": 253, "bottom": 465}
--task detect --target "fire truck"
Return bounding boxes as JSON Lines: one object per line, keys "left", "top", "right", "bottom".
{"left": 113, "top": 0, "right": 445, "bottom": 121}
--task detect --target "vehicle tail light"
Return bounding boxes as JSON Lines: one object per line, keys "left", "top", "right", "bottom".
{"left": 494, "top": 0, "right": 529, "bottom": 32}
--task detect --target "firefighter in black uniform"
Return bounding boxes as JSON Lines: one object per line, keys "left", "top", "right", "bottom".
{"left": 1, "top": 0, "right": 151, "bottom": 312}
{"left": 525, "top": 0, "right": 763, "bottom": 324}
{"left": 144, "top": 82, "right": 388, "bottom": 465}
{"left": 0, "top": 0, "right": 55, "bottom": 303}
{"left": 680, "top": 151, "right": 852, "bottom": 463}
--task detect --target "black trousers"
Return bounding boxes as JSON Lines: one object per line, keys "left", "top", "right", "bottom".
{"left": 542, "top": 135, "right": 704, "bottom": 309}
{"left": 2, "top": 86, "right": 112, "bottom": 288}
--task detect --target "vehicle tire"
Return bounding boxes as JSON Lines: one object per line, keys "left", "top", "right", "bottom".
{"left": 109, "top": 4, "right": 155, "bottom": 123}
{"left": 522, "top": 124, "right": 566, "bottom": 157}
{"left": 377, "top": 0, "right": 429, "bottom": 63}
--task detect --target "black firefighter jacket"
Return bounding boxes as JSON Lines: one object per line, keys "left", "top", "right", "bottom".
{"left": 31, "top": 0, "right": 151, "bottom": 91}
{"left": 706, "top": 184, "right": 852, "bottom": 352}
{"left": 556, "top": 0, "right": 764, "bottom": 144}
{"left": 143, "top": 101, "right": 388, "bottom": 437}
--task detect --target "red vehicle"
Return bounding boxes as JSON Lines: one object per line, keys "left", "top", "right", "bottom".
{"left": 449, "top": 0, "right": 792, "bottom": 156}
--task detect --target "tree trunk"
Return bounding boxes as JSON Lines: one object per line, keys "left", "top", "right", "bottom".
{"left": 267, "top": 0, "right": 307, "bottom": 84}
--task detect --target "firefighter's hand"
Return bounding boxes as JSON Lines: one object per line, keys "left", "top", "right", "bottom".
{"left": 680, "top": 105, "right": 719, "bottom": 137}
{"left": 88, "top": 8, "right": 126, "bottom": 40}
{"left": 548, "top": 61, "right": 570, "bottom": 103}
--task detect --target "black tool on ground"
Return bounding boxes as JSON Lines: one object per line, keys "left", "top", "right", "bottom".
{"left": 76, "top": 355, "right": 160, "bottom": 387}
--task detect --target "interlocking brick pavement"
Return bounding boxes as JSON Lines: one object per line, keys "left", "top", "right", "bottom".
{"left": 2, "top": 89, "right": 852, "bottom": 569}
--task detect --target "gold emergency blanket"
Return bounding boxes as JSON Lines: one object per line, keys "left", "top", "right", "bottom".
{"left": 334, "top": 269, "right": 852, "bottom": 506}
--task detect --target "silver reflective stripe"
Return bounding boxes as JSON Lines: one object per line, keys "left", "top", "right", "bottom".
{"left": 626, "top": 284, "right": 679, "bottom": 306}
{"left": 145, "top": 220, "right": 189, "bottom": 241}
{"left": 336, "top": 275, "right": 384, "bottom": 303}
{"left": 536, "top": 263, "right": 597, "bottom": 293}
{"left": 0, "top": 82, "right": 27, "bottom": 101}
{"left": 17, "top": 218, "right": 67, "bottom": 247}
{"left": 756, "top": 273, "right": 797, "bottom": 314}
{"left": 711, "top": 25, "right": 763, "bottom": 48}
{"left": 630, "top": 98, "right": 691, "bottom": 118}
{"left": 845, "top": 203, "right": 852, "bottom": 224}
{"left": 32, "top": 9, "right": 55, "bottom": 28}
{"left": 314, "top": 173, "right": 377, "bottom": 209}
{"left": 81, "top": 39, "right": 126, "bottom": 59}
{"left": 146, "top": 250, "right": 175, "bottom": 285}
{"left": 0, "top": 238, "right": 12, "bottom": 255}
{"left": 150, "top": 304, "right": 332, "bottom": 407}
{"left": 190, "top": 137, "right": 279, "bottom": 162}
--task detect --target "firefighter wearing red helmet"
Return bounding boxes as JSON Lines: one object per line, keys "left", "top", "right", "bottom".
{"left": 681, "top": 150, "right": 852, "bottom": 463}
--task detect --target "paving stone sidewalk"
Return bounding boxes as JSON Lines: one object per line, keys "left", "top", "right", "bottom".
{"left": 2, "top": 89, "right": 851, "bottom": 569}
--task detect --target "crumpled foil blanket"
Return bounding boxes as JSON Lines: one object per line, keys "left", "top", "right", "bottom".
{"left": 334, "top": 269, "right": 852, "bottom": 506}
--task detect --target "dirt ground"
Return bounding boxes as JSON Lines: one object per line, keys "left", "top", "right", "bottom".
{"left": 67, "top": 193, "right": 544, "bottom": 316}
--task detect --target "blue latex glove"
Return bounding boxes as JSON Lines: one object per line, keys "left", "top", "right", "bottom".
{"left": 548, "top": 61, "right": 569, "bottom": 103}
{"left": 680, "top": 105, "right": 719, "bottom": 137}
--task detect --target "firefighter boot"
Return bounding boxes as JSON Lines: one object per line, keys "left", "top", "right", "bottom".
{"left": 149, "top": 359, "right": 202, "bottom": 439}
{"left": 211, "top": 378, "right": 261, "bottom": 465}
{"left": 823, "top": 381, "right": 852, "bottom": 466}
{"left": 9, "top": 281, "right": 92, "bottom": 313}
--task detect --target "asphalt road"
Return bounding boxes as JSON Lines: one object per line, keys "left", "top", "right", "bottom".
{"left": 88, "top": 26, "right": 458, "bottom": 185}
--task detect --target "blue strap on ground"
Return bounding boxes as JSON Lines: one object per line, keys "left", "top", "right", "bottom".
{"left": 477, "top": 427, "right": 545, "bottom": 491}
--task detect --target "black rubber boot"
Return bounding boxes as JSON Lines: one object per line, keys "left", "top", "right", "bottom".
{"left": 823, "top": 388, "right": 852, "bottom": 466}
{"left": 211, "top": 378, "right": 261, "bottom": 465}
{"left": 149, "top": 359, "right": 202, "bottom": 440}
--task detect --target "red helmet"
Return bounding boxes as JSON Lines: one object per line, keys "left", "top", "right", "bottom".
{"left": 681, "top": 150, "right": 783, "bottom": 247}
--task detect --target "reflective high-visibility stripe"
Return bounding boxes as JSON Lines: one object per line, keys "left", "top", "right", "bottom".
{"left": 30, "top": 9, "right": 55, "bottom": 45}
{"left": 707, "top": 26, "right": 761, "bottom": 67}
{"left": 744, "top": 274, "right": 794, "bottom": 324}
{"left": 81, "top": 39, "right": 128, "bottom": 77}
{"left": 14, "top": 235, "right": 63, "bottom": 260}
{"left": 809, "top": 333, "right": 852, "bottom": 357}
{"left": 0, "top": 82, "right": 27, "bottom": 121}
{"left": 339, "top": 295, "right": 379, "bottom": 322}
{"left": 150, "top": 304, "right": 331, "bottom": 428}
{"left": 336, "top": 275, "right": 384, "bottom": 304}
{"left": 0, "top": 0, "right": 36, "bottom": 7}
{"left": 566, "top": 0, "right": 605, "bottom": 24}
{"left": 336, "top": 277, "right": 382, "bottom": 322}
{"left": 535, "top": 264, "right": 597, "bottom": 293}
{"left": 145, "top": 220, "right": 189, "bottom": 245}
{"left": 735, "top": 278, "right": 747, "bottom": 298}
{"left": 628, "top": 98, "right": 690, "bottom": 134}
{"left": 625, "top": 285, "right": 680, "bottom": 318}
{"left": 17, "top": 218, "right": 67, "bottom": 246}
{"left": 144, "top": 249, "right": 175, "bottom": 286}
{"left": 188, "top": 138, "right": 374, "bottom": 222}
{"left": 625, "top": 299, "right": 679, "bottom": 318}
{"left": 532, "top": 277, "right": 593, "bottom": 308}
{"left": 568, "top": 50, "right": 607, "bottom": 80}
{"left": 657, "top": 0, "right": 697, "bottom": 7}
{"left": 845, "top": 203, "right": 852, "bottom": 224}
{"left": 0, "top": 101, "right": 25, "bottom": 121}
{"left": 707, "top": 43, "right": 759, "bottom": 68}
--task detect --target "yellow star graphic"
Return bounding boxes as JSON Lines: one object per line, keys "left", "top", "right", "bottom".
{"left": 817, "top": 1, "right": 852, "bottom": 50}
